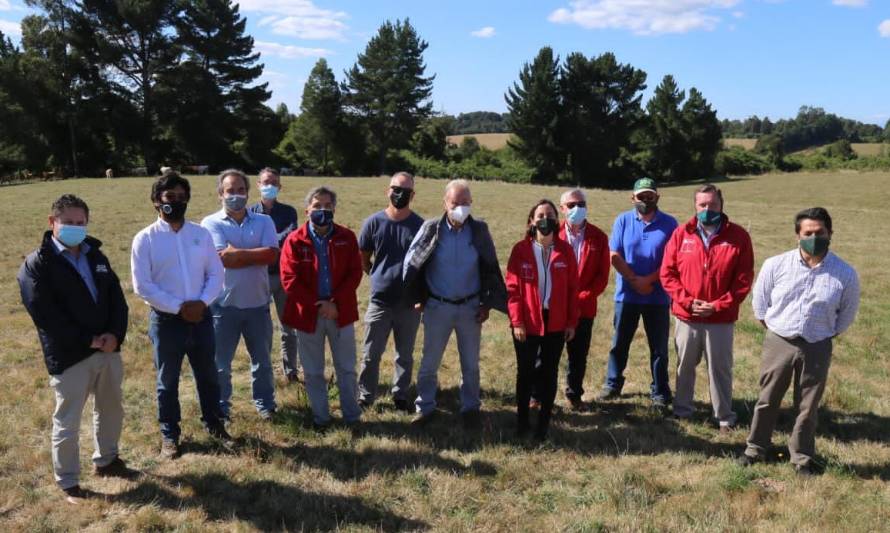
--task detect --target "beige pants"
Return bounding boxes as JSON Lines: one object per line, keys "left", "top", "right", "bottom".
{"left": 672, "top": 320, "right": 737, "bottom": 426}
{"left": 744, "top": 331, "right": 832, "bottom": 467}
{"left": 49, "top": 351, "right": 124, "bottom": 489}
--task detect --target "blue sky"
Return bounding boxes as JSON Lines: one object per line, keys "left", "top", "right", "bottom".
{"left": 2, "top": 0, "right": 890, "bottom": 125}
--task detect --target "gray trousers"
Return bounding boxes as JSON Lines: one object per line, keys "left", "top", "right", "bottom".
{"left": 414, "top": 298, "right": 482, "bottom": 416}
{"left": 297, "top": 318, "right": 361, "bottom": 424}
{"left": 49, "top": 351, "right": 124, "bottom": 489}
{"left": 745, "top": 330, "right": 832, "bottom": 467}
{"left": 269, "top": 273, "right": 300, "bottom": 378}
{"left": 673, "top": 320, "right": 737, "bottom": 426}
{"left": 358, "top": 301, "right": 422, "bottom": 403}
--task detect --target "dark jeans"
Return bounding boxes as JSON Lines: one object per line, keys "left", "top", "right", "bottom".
{"left": 565, "top": 317, "right": 594, "bottom": 400}
{"left": 604, "top": 302, "right": 671, "bottom": 401}
{"left": 515, "top": 327, "right": 565, "bottom": 437}
{"left": 148, "top": 309, "right": 225, "bottom": 441}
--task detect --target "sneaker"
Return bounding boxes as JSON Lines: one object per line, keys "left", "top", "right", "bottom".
{"left": 62, "top": 485, "right": 92, "bottom": 504}
{"left": 595, "top": 388, "right": 620, "bottom": 401}
{"left": 259, "top": 409, "right": 276, "bottom": 421}
{"left": 411, "top": 410, "right": 436, "bottom": 427}
{"left": 159, "top": 439, "right": 180, "bottom": 461}
{"left": 651, "top": 397, "right": 670, "bottom": 410}
{"left": 392, "top": 398, "right": 413, "bottom": 412}
{"left": 208, "top": 424, "right": 235, "bottom": 450}
{"left": 567, "top": 396, "right": 588, "bottom": 412}
{"left": 94, "top": 457, "right": 138, "bottom": 479}
{"left": 736, "top": 453, "right": 759, "bottom": 467}
{"left": 462, "top": 410, "right": 482, "bottom": 431}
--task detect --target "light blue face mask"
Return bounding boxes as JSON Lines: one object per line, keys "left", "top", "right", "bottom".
{"left": 567, "top": 206, "right": 587, "bottom": 226}
{"left": 224, "top": 194, "right": 248, "bottom": 211}
{"left": 57, "top": 224, "right": 87, "bottom": 247}
{"left": 259, "top": 184, "right": 279, "bottom": 200}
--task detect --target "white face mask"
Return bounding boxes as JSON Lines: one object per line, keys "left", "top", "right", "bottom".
{"left": 449, "top": 205, "right": 471, "bottom": 224}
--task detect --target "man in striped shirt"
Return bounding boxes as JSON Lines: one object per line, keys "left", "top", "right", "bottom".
{"left": 739, "top": 207, "right": 859, "bottom": 476}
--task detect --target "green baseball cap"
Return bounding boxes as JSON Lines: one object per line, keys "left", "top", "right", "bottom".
{"left": 633, "top": 177, "right": 657, "bottom": 194}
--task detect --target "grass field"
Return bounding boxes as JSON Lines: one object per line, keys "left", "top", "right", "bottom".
{"left": 446, "top": 133, "right": 512, "bottom": 150}
{"left": 1, "top": 172, "right": 888, "bottom": 531}
{"left": 724, "top": 138, "right": 887, "bottom": 158}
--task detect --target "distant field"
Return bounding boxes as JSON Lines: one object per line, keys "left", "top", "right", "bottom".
{"left": 723, "top": 138, "right": 758, "bottom": 150}
{"left": 446, "top": 133, "right": 512, "bottom": 150}
{"left": 725, "top": 138, "right": 886, "bottom": 157}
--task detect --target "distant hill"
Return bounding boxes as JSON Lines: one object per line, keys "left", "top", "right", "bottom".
{"left": 449, "top": 111, "right": 510, "bottom": 134}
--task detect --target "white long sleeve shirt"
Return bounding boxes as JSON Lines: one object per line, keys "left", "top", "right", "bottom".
{"left": 131, "top": 218, "right": 224, "bottom": 314}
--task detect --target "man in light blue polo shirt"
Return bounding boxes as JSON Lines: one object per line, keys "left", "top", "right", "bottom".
{"left": 201, "top": 169, "right": 279, "bottom": 422}
{"left": 597, "top": 178, "right": 678, "bottom": 408}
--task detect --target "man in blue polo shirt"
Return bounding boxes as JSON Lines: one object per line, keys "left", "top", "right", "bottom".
{"left": 597, "top": 178, "right": 678, "bottom": 408}
{"left": 202, "top": 169, "right": 279, "bottom": 422}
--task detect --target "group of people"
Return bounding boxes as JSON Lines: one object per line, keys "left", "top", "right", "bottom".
{"left": 17, "top": 168, "right": 860, "bottom": 503}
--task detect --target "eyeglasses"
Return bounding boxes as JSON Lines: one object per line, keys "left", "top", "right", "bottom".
{"left": 565, "top": 201, "right": 586, "bottom": 209}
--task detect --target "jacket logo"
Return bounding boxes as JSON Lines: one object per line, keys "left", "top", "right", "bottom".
{"left": 553, "top": 261, "right": 568, "bottom": 269}
{"left": 520, "top": 262, "right": 535, "bottom": 280}
{"left": 680, "top": 239, "right": 696, "bottom": 253}
{"left": 298, "top": 246, "right": 313, "bottom": 262}
{"left": 334, "top": 241, "right": 348, "bottom": 247}
{"left": 95, "top": 264, "right": 108, "bottom": 273}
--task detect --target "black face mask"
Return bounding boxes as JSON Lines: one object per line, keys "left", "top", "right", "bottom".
{"left": 390, "top": 187, "right": 411, "bottom": 209}
{"left": 158, "top": 201, "right": 188, "bottom": 221}
{"left": 535, "top": 217, "right": 558, "bottom": 236}
{"left": 634, "top": 201, "right": 656, "bottom": 215}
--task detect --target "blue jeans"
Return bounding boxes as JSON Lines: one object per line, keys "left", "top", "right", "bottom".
{"left": 211, "top": 303, "right": 277, "bottom": 417}
{"left": 148, "top": 309, "right": 224, "bottom": 441}
{"left": 604, "top": 302, "right": 672, "bottom": 401}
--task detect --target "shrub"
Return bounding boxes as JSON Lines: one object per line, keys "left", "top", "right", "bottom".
{"left": 714, "top": 147, "right": 773, "bottom": 176}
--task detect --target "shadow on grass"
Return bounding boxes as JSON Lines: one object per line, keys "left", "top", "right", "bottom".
{"left": 114, "top": 472, "right": 428, "bottom": 531}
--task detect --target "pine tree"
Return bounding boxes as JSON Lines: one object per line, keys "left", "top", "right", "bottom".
{"left": 644, "top": 75, "right": 687, "bottom": 180}
{"left": 505, "top": 46, "right": 564, "bottom": 182}
{"left": 343, "top": 19, "right": 434, "bottom": 174}
{"left": 681, "top": 88, "right": 722, "bottom": 178}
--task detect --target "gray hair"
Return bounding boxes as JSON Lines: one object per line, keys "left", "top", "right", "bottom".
{"left": 217, "top": 168, "right": 250, "bottom": 195}
{"left": 444, "top": 178, "right": 471, "bottom": 199}
{"left": 560, "top": 188, "right": 587, "bottom": 205}
{"left": 258, "top": 167, "right": 280, "bottom": 180}
{"left": 304, "top": 185, "right": 337, "bottom": 207}
{"left": 391, "top": 171, "right": 415, "bottom": 187}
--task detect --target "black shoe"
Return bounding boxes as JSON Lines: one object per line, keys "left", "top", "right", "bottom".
{"left": 736, "top": 454, "right": 759, "bottom": 467}
{"left": 286, "top": 373, "right": 300, "bottom": 385}
{"left": 62, "top": 485, "right": 93, "bottom": 504}
{"left": 411, "top": 410, "right": 436, "bottom": 427}
{"left": 567, "top": 396, "right": 589, "bottom": 412}
{"left": 392, "top": 398, "right": 413, "bottom": 412}
{"left": 595, "top": 388, "right": 620, "bottom": 401}
{"left": 208, "top": 424, "right": 235, "bottom": 450}
{"left": 358, "top": 398, "right": 373, "bottom": 411}
{"left": 462, "top": 410, "right": 482, "bottom": 431}
{"left": 159, "top": 439, "right": 180, "bottom": 460}
{"left": 312, "top": 420, "right": 331, "bottom": 432}
{"left": 795, "top": 464, "right": 816, "bottom": 477}
{"left": 94, "top": 457, "right": 139, "bottom": 479}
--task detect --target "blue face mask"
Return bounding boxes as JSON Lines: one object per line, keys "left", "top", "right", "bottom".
{"left": 310, "top": 209, "right": 334, "bottom": 227}
{"left": 224, "top": 194, "right": 247, "bottom": 212}
{"left": 57, "top": 224, "right": 87, "bottom": 247}
{"left": 259, "top": 184, "right": 279, "bottom": 200}
{"left": 567, "top": 206, "right": 587, "bottom": 226}
{"left": 696, "top": 210, "right": 722, "bottom": 226}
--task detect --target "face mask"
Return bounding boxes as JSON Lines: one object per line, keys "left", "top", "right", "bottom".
{"left": 696, "top": 209, "right": 721, "bottom": 226}
{"left": 260, "top": 184, "right": 279, "bottom": 200}
{"left": 800, "top": 236, "right": 830, "bottom": 256}
{"left": 449, "top": 205, "right": 471, "bottom": 224}
{"left": 567, "top": 206, "right": 587, "bottom": 226}
{"left": 635, "top": 201, "right": 656, "bottom": 215}
{"left": 310, "top": 209, "right": 334, "bottom": 227}
{"left": 159, "top": 201, "right": 188, "bottom": 221}
{"left": 57, "top": 224, "right": 87, "bottom": 247}
{"left": 224, "top": 194, "right": 247, "bottom": 212}
{"left": 535, "top": 217, "right": 558, "bottom": 236}
{"left": 390, "top": 188, "right": 411, "bottom": 209}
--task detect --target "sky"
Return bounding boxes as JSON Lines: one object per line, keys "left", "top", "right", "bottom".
{"left": 2, "top": 0, "right": 890, "bottom": 126}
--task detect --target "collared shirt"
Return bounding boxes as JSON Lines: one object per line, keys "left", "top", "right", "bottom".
{"left": 532, "top": 241, "right": 553, "bottom": 309}
{"left": 309, "top": 223, "right": 333, "bottom": 299}
{"left": 425, "top": 219, "right": 480, "bottom": 300}
{"left": 609, "top": 208, "right": 678, "bottom": 305}
{"left": 52, "top": 236, "right": 97, "bottom": 302}
{"left": 131, "top": 218, "right": 224, "bottom": 314}
{"left": 565, "top": 222, "right": 586, "bottom": 266}
{"left": 697, "top": 220, "right": 722, "bottom": 251}
{"left": 753, "top": 249, "right": 860, "bottom": 343}
{"left": 248, "top": 200, "right": 298, "bottom": 274}
{"left": 201, "top": 209, "right": 278, "bottom": 309}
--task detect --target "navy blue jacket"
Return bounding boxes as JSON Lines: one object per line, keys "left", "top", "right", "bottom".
{"left": 18, "top": 231, "right": 129, "bottom": 375}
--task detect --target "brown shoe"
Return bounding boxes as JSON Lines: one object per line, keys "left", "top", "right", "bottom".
{"left": 411, "top": 410, "right": 436, "bottom": 426}
{"left": 159, "top": 439, "right": 180, "bottom": 460}
{"left": 94, "top": 457, "right": 138, "bottom": 479}
{"left": 62, "top": 485, "right": 93, "bottom": 504}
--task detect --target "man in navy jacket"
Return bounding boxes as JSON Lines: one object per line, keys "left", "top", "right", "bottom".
{"left": 18, "top": 194, "right": 131, "bottom": 503}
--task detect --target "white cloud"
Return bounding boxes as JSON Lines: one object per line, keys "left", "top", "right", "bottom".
{"left": 548, "top": 0, "right": 742, "bottom": 35}
{"left": 471, "top": 26, "right": 496, "bottom": 38}
{"left": 255, "top": 40, "right": 332, "bottom": 59}
{"left": 832, "top": 0, "right": 867, "bottom": 7}
{"left": 0, "top": 1, "right": 11, "bottom": 11}
{"left": 0, "top": 18, "right": 20, "bottom": 36}
{"left": 880, "top": 19, "right": 890, "bottom": 37}
{"left": 239, "top": 0, "right": 348, "bottom": 40}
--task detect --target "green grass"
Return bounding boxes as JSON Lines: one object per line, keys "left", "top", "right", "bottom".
{"left": 1, "top": 172, "right": 889, "bottom": 531}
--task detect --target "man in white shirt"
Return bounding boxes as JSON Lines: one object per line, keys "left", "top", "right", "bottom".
{"left": 738, "top": 207, "right": 859, "bottom": 476}
{"left": 131, "top": 172, "right": 232, "bottom": 460}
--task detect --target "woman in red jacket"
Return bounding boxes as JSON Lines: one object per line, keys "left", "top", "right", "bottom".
{"left": 506, "top": 199, "right": 580, "bottom": 440}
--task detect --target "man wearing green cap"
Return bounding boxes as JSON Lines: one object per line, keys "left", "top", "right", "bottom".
{"left": 597, "top": 177, "right": 678, "bottom": 408}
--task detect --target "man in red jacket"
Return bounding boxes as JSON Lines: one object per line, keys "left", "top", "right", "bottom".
{"left": 279, "top": 186, "right": 363, "bottom": 427}
{"left": 660, "top": 184, "right": 754, "bottom": 431}
{"left": 557, "top": 188, "right": 611, "bottom": 410}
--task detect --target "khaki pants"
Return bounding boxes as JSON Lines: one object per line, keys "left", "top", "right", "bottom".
{"left": 673, "top": 320, "right": 737, "bottom": 426}
{"left": 745, "top": 331, "right": 832, "bottom": 467}
{"left": 49, "top": 351, "right": 124, "bottom": 489}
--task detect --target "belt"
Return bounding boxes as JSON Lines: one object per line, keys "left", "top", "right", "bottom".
{"left": 428, "top": 291, "right": 479, "bottom": 305}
